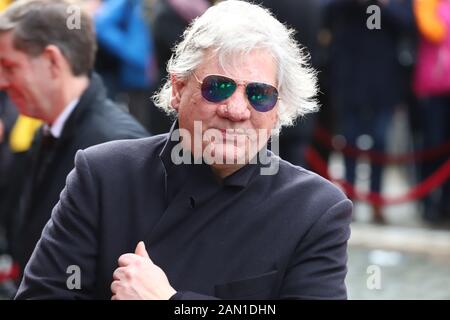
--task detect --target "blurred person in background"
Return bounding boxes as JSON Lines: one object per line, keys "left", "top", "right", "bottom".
{"left": 322, "top": 0, "right": 415, "bottom": 223}
{"left": 0, "top": 0, "right": 149, "bottom": 284}
{"left": 0, "top": 0, "right": 14, "bottom": 223}
{"left": 145, "top": 0, "right": 214, "bottom": 134}
{"left": 257, "top": 0, "right": 323, "bottom": 168}
{"left": 0, "top": 0, "right": 43, "bottom": 297}
{"left": 94, "top": 0, "right": 157, "bottom": 132}
{"left": 0, "top": 91, "right": 18, "bottom": 229}
{"left": 413, "top": 0, "right": 450, "bottom": 224}
{"left": 0, "top": 96, "right": 43, "bottom": 230}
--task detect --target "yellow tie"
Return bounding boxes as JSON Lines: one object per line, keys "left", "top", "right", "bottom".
{"left": 9, "top": 115, "right": 43, "bottom": 153}
{"left": 0, "top": 0, "right": 12, "bottom": 12}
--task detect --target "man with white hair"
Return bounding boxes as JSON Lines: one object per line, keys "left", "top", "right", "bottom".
{"left": 16, "top": 0, "right": 352, "bottom": 300}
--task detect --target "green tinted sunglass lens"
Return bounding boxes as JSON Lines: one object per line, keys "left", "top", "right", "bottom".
{"left": 202, "top": 75, "right": 236, "bottom": 102}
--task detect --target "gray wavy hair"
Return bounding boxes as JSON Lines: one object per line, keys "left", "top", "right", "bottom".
{"left": 152, "top": 0, "right": 319, "bottom": 135}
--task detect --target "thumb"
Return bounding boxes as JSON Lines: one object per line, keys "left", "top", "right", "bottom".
{"left": 135, "top": 241, "right": 150, "bottom": 259}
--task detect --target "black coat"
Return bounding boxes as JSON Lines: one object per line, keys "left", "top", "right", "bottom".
{"left": 0, "top": 93, "right": 18, "bottom": 228}
{"left": 16, "top": 126, "right": 352, "bottom": 300}
{"left": 8, "top": 74, "right": 149, "bottom": 272}
{"left": 324, "top": 0, "right": 415, "bottom": 110}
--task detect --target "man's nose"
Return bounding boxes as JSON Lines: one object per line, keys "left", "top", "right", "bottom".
{"left": 217, "top": 86, "right": 251, "bottom": 121}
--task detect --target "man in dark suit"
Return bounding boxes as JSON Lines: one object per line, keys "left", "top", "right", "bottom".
{"left": 16, "top": 0, "right": 352, "bottom": 300}
{"left": 0, "top": 91, "right": 17, "bottom": 227}
{"left": 322, "top": 0, "right": 415, "bottom": 222}
{"left": 0, "top": 0, "right": 149, "bottom": 279}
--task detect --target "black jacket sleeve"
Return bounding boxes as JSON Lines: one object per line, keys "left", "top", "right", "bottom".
{"left": 279, "top": 199, "right": 352, "bottom": 299}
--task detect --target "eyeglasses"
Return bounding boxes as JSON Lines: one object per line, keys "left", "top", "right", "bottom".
{"left": 193, "top": 73, "right": 280, "bottom": 112}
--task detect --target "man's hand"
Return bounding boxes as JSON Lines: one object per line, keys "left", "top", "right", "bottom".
{"left": 111, "top": 241, "right": 177, "bottom": 300}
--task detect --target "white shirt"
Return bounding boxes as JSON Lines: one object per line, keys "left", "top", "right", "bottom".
{"left": 43, "top": 98, "right": 79, "bottom": 138}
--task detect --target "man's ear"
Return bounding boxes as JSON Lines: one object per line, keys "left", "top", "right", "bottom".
{"left": 42, "top": 45, "right": 66, "bottom": 78}
{"left": 170, "top": 74, "right": 186, "bottom": 112}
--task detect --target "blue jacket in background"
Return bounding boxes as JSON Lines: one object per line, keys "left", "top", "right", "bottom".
{"left": 95, "top": 0, "right": 156, "bottom": 90}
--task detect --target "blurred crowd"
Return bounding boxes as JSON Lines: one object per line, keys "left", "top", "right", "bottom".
{"left": 0, "top": 0, "right": 450, "bottom": 296}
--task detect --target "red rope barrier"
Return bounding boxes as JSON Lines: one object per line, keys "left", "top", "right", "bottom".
{"left": 0, "top": 262, "right": 20, "bottom": 283}
{"left": 314, "top": 126, "right": 450, "bottom": 165}
{"left": 306, "top": 146, "right": 450, "bottom": 206}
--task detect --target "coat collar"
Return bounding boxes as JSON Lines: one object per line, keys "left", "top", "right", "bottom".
{"left": 158, "top": 120, "right": 267, "bottom": 206}
{"left": 57, "top": 72, "right": 108, "bottom": 144}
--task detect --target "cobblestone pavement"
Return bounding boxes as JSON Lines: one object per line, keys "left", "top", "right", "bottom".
{"left": 331, "top": 126, "right": 450, "bottom": 300}
{"left": 347, "top": 246, "right": 450, "bottom": 300}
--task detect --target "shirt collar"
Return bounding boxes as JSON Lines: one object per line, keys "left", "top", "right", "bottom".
{"left": 43, "top": 98, "right": 79, "bottom": 138}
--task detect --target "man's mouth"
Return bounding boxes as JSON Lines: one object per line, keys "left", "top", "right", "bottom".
{"left": 215, "top": 128, "right": 248, "bottom": 143}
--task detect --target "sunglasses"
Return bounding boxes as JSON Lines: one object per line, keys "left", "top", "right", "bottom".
{"left": 193, "top": 73, "right": 280, "bottom": 112}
